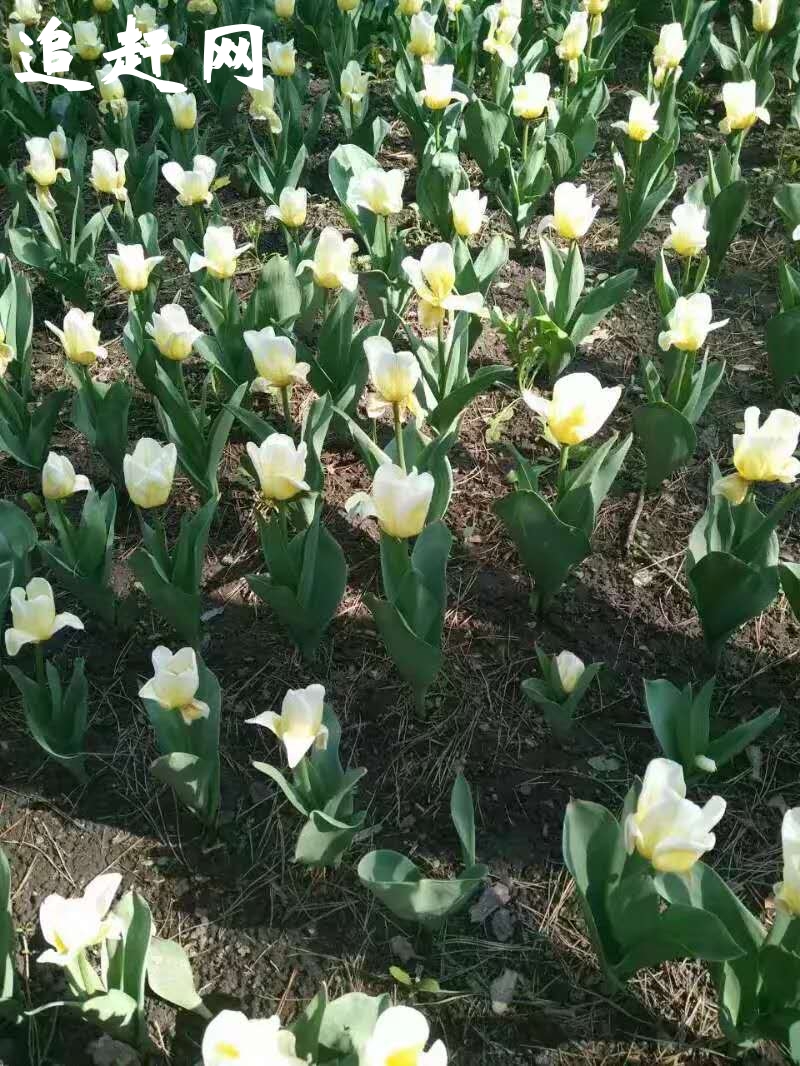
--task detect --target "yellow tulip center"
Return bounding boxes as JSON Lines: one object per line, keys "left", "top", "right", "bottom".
{"left": 387, "top": 1048, "right": 421, "bottom": 1066}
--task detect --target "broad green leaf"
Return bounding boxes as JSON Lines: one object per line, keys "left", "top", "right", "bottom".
{"left": 633, "top": 402, "right": 697, "bottom": 489}
{"left": 687, "top": 552, "right": 780, "bottom": 654}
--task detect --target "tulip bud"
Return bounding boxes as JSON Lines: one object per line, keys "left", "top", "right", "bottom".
{"left": 664, "top": 202, "right": 709, "bottom": 258}
{"left": 363, "top": 1007, "right": 447, "bottom": 1066}
{"left": 73, "top": 20, "right": 104, "bottom": 59}
{"left": 247, "top": 435, "right": 309, "bottom": 501}
{"left": 408, "top": 11, "right": 436, "bottom": 58}
{"left": 653, "top": 22, "right": 686, "bottom": 70}
{"left": 8, "top": 23, "right": 31, "bottom": 60}
{"left": 244, "top": 327, "right": 309, "bottom": 388}
{"left": 298, "top": 227, "right": 359, "bottom": 290}
{"left": 275, "top": 0, "right": 294, "bottom": 16}
{"left": 556, "top": 10, "right": 588, "bottom": 61}
{"left": 350, "top": 167, "right": 405, "bottom": 216}
{"left": 397, "top": 0, "right": 423, "bottom": 14}
{"left": 37, "top": 874, "right": 122, "bottom": 968}
{"left": 0, "top": 325, "right": 15, "bottom": 378}
{"left": 449, "top": 188, "right": 487, "bottom": 238}
{"left": 93, "top": 0, "right": 114, "bottom": 13}
{"left": 775, "top": 808, "right": 800, "bottom": 915}
{"left": 523, "top": 372, "right": 621, "bottom": 446}
{"left": 48, "top": 126, "right": 68, "bottom": 161}
{"left": 752, "top": 0, "right": 779, "bottom": 32}
{"left": 167, "top": 92, "right": 197, "bottom": 130}
{"left": 45, "top": 308, "right": 107, "bottom": 367}
{"left": 161, "top": 155, "right": 217, "bottom": 207}
{"left": 266, "top": 186, "right": 307, "bottom": 228}
{"left": 132, "top": 2, "right": 157, "bottom": 31}
{"left": 123, "top": 438, "right": 177, "bottom": 508}
{"left": 512, "top": 71, "right": 550, "bottom": 119}
{"left": 108, "top": 243, "right": 164, "bottom": 292}
{"left": 582, "top": 0, "right": 608, "bottom": 12}
{"left": 189, "top": 225, "right": 252, "bottom": 279}
{"left": 91, "top": 147, "right": 128, "bottom": 201}
{"left": 483, "top": 8, "right": 520, "bottom": 67}
{"left": 24, "top": 137, "right": 59, "bottom": 188}
{"left": 368, "top": 463, "right": 434, "bottom": 539}
{"left": 146, "top": 304, "right": 202, "bottom": 361}
{"left": 4, "top": 577, "right": 83, "bottom": 657}
{"left": 248, "top": 76, "right": 283, "bottom": 131}
{"left": 246, "top": 683, "right": 328, "bottom": 767}
{"left": 42, "top": 452, "right": 92, "bottom": 501}
{"left": 186, "top": 0, "right": 217, "bottom": 13}
{"left": 712, "top": 406, "right": 800, "bottom": 505}
{"left": 550, "top": 181, "right": 598, "bottom": 241}
{"left": 719, "top": 79, "right": 770, "bottom": 135}
{"left": 98, "top": 65, "right": 128, "bottom": 118}
{"left": 658, "top": 294, "right": 728, "bottom": 353}
{"left": 267, "top": 39, "right": 296, "bottom": 76}
{"left": 554, "top": 650, "right": 584, "bottom": 694}
{"left": 338, "top": 0, "right": 360, "bottom": 10}
{"left": 624, "top": 758, "right": 725, "bottom": 874}
{"left": 138, "top": 646, "right": 210, "bottom": 724}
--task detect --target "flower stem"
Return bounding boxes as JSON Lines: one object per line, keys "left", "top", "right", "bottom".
{"left": 522, "top": 121, "right": 529, "bottom": 163}
{"left": 278, "top": 501, "right": 289, "bottom": 546}
{"left": 681, "top": 254, "right": 693, "bottom": 295}
{"left": 436, "top": 323, "right": 446, "bottom": 398}
{"left": 281, "top": 386, "right": 293, "bottom": 432}
{"left": 557, "top": 445, "right": 570, "bottom": 499}
{"left": 34, "top": 644, "right": 46, "bottom": 686}
{"left": 393, "top": 402, "right": 406, "bottom": 472}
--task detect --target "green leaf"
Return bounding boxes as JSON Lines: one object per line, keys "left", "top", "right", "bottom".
{"left": 290, "top": 986, "right": 328, "bottom": 1062}
{"left": 450, "top": 773, "right": 477, "bottom": 868}
{"left": 766, "top": 308, "right": 800, "bottom": 388}
{"left": 633, "top": 402, "right": 697, "bottom": 490}
{"left": 494, "top": 490, "right": 590, "bottom": 607}
{"left": 687, "top": 552, "right": 780, "bottom": 654}
{"left": 708, "top": 180, "right": 750, "bottom": 274}
{"left": 146, "top": 936, "right": 205, "bottom": 1013}
{"left": 780, "top": 561, "right": 800, "bottom": 621}
{"left": 293, "top": 809, "right": 365, "bottom": 868}
{"left": 616, "top": 904, "right": 744, "bottom": 976}
{"left": 357, "top": 849, "right": 486, "bottom": 925}
{"left": 462, "top": 98, "right": 509, "bottom": 179}
{"left": 244, "top": 256, "right": 301, "bottom": 329}
{"left": 0, "top": 847, "right": 17, "bottom": 1008}
{"left": 707, "top": 705, "right": 781, "bottom": 768}
{"left": 78, "top": 990, "right": 140, "bottom": 1044}
{"left": 252, "top": 761, "right": 310, "bottom": 817}
{"left": 317, "top": 991, "right": 389, "bottom": 1059}
{"left": 366, "top": 595, "right": 442, "bottom": 704}
{"left": 569, "top": 269, "right": 638, "bottom": 346}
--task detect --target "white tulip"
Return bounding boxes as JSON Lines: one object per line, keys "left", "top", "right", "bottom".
{"left": 364, "top": 335, "right": 422, "bottom": 419}
{"left": 38, "top": 873, "right": 122, "bottom": 967}
{"left": 408, "top": 11, "right": 436, "bottom": 58}
{"left": 275, "top": 0, "right": 295, "bottom": 17}
{"left": 658, "top": 294, "right": 728, "bottom": 353}
{"left": 202, "top": 1011, "right": 307, "bottom": 1066}
{"left": 189, "top": 225, "right": 252, "bottom": 279}
{"left": 583, "top": 0, "right": 609, "bottom": 13}
{"left": 483, "top": 8, "right": 520, "bottom": 67}
{"left": 73, "top": 20, "right": 104, "bottom": 59}
{"left": 402, "top": 242, "right": 485, "bottom": 330}
{"left": 249, "top": 76, "right": 282, "bottom": 132}
{"left": 350, "top": 167, "right": 406, "bottom": 217}
{"left": 45, "top": 308, "right": 107, "bottom": 367}
{"left": 24, "top": 137, "right": 70, "bottom": 207}
{"left": 548, "top": 182, "right": 598, "bottom": 241}
{"left": 397, "top": 0, "right": 424, "bottom": 14}
{"left": 187, "top": 0, "right": 217, "bottom": 13}
{"left": 449, "top": 188, "right": 487, "bottom": 238}
{"left": 123, "top": 438, "right": 177, "bottom": 508}
{"left": 512, "top": 71, "right": 551, "bottom": 119}
{"left": 363, "top": 462, "right": 434, "bottom": 539}
{"left": 363, "top": 1006, "right": 447, "bottom": 1066}
{"left": 10, "top": 0, "right": 40, "bottom": 24}
{"left": 246, "top": 434, "right": 309, "bottom": 501}
{"left": 556, "top": 10, "right": 588, "bottom": 62}
{"left": 0, "top": 326, "right": 15, "bottom": 378}
{"left": 615, "top": 95, "right": 659, "bottom": 142}
{"left": 653, "top": 22, "right": 686, "bottom": 71}
{"left": 4, "top": 578, "right": 83, "bottom": 657}
{"left": 267, "top": 39, "right": 296, "bottom": 77}
{"left": 91, "top": 147, "right": 128, "bottom": 201}
{"left": 98, "top": 65, "right": 128, "bottom": 119}
{"left": 108, "top": 243, "right": 164, "bottom": 292}
{"left": 93, "top": 0, "right": 115, "bottom": 12}
{"left": 774, "top": 808, "right": 800, "bottom": 915}
{"left": 133, "top": 2, "right": 157, "bottom": 31}
{"left": 247, "top": 683, "right": 328, "bottom": 768}
{"left": 8, "top": 22, "right": 31, "bottom": 61}
{"left": 415, "top": 64, "right": 468, "bottom": 110}
{"left": 340, "top": 60, "right": 371, "bottom": 106}
{"left": 168, "top": 92, "right": 197, "bottom": 130}
{"left": 713, "top": 407, "right": 800, "bottom": 505}
{"left": 49, "top": 126, "right": 68, "bottom": 161}
{"left": 162, "top": 155, "right": 216, "bottom": 207}
{"left": 244, "top": 327, "right": 309, "bottom": 389}
{"left": 794, "top": 224, "right": 800, "bottom": 242}
{"left": 719, "top": 80, "right": 770, "bottom": 134}
{"left": 298, "top": 227, "right": 359, "bottom": 291}
{"left": 266, "top": 187, "right": 307, "bottom": 228}
{"left": 146, "top": 304, "right": 202, "bottom": 361}
{"left": 664, "top": 202, "right": 709, "bottom": 258}
{"left": 445, "top": 0, "right": 463, "bottom": 15}
{"left": 523, "top": 372, "right": 621, "bottom": 447}
{"left": 139, "top": 646, "right": 210, "bottom": 724}
{"left": 555, "top": 650, "right": 584, "bottom": 694}
{"left": 624, "top": 758, "right": 726, "bottom": 874}
{"left": 752, "top": 0, "right": 779, "bottom": 32}
{"left": 42, "top": 452, "right": 92, "bottom": 501}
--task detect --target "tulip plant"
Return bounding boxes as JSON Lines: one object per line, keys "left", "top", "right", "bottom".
{"left": 767, "top": 186, "right": 800, "bottom": 387}
{"left": 522, "top": 647, "right": 602, "bottom": 740}
{"left": 3, "top": 578, "right": 88, "bottom": 781}
{"left": 249, "top": 685, "right": 367, "bottom": 867}
{"left": 686, "top": 409, "right": 800, "bottom": 656}
{"left": 0, "top": 272, "right": 70, "bottom": 472}
{"left": 0, "top": 503, "right": 36, "bottom": 633}
{"left": 0, "top": 848, "right": 16, "bottom": 1022}
{"left": 643, "top": 675, "right": 780, "bottom": 779}
{"left": 139, "top": 646, "right": 222, "bottom": 825}
{"left": 495, "top": 183, "right": 636, "bottom": 382}
{"left": 36, "top": 872, "right": 208, "bottom": 1050}
{"left": 358, "top": 774, "right": 487, "bottom": 924}
{"left": 495, "top": 373, "right": 631, "bottom": 613}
